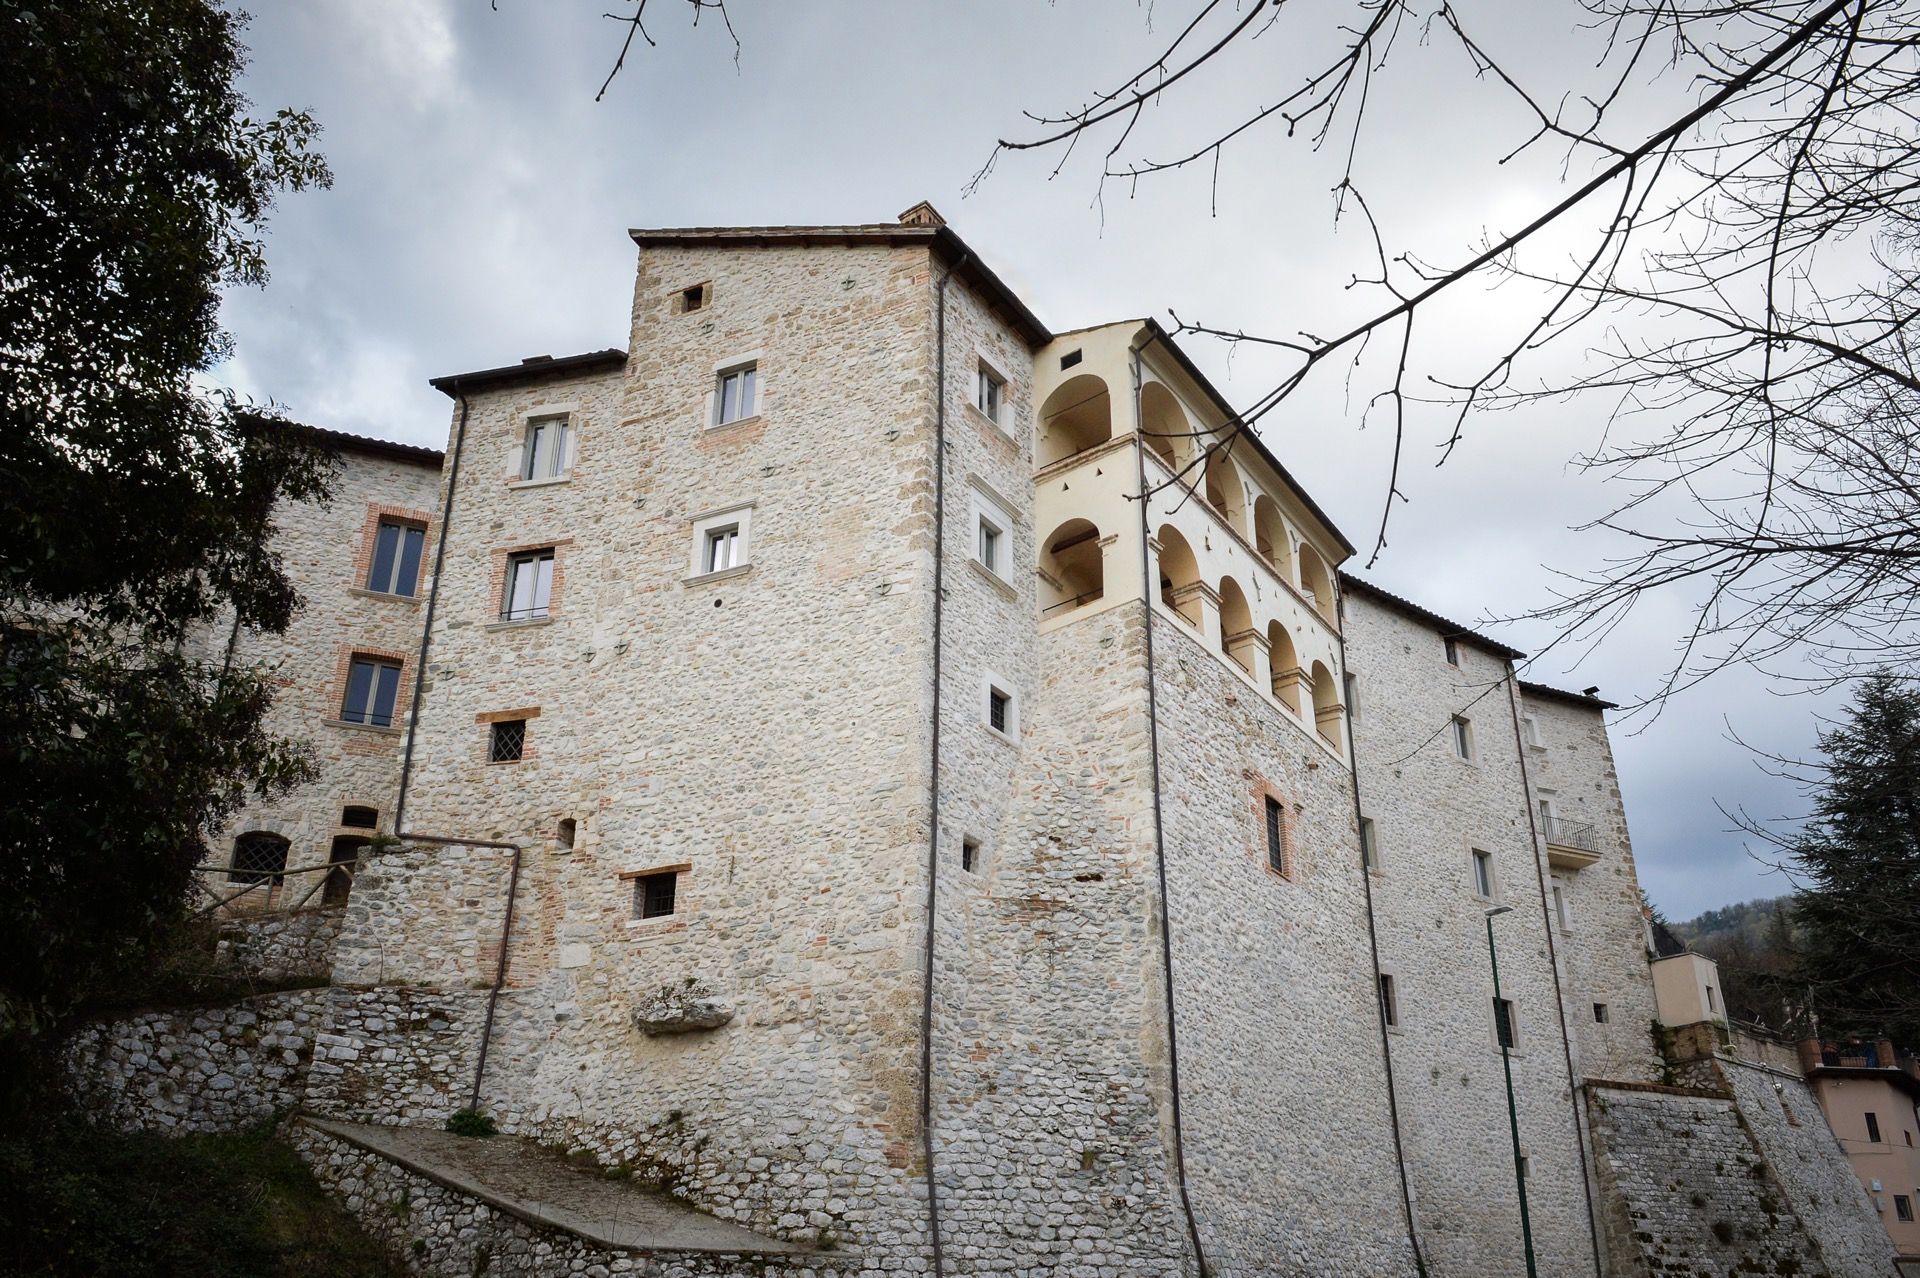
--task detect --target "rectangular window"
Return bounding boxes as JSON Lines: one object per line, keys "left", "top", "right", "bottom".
{"left": 502, "top": 550, "right": 555, "bottom": 621}
{"left": 1594, "top": 1002, "right": 1610, "bottom": 1024}
{"left": 977, "top": 517, "right": 1002, "bottom": 575}
{"left": 1895, "top": 1195, "right": 1913, "bottom": 1222}
{"left": 489, "top": 719, "right": 526, "bottom": 763}
{"left": 1494, "top": 997, "right": 1517, "bottom": 1050}
{"left": 976, "top": 364, "right": 1004, "bottom": 422}
{"left": 1868, "top": 1112, "right": 1883, "bottom": 1143}
{"left": 1379, "top": 973, "right": 1399, "bottom": 1028}
{"left": 961, "top": 837, "right": 980, "bottom": 874}
{"left": 635, "top": 870, "right": 678, "bottom": 920}
{"left": 522, "top": 414, "right": 571, "bottom": 480}
{"left": 704, "top": 524, "right": 741, "bottom": 574}
{"left": 1264, "top": 796, "right": 1286, "bottom": 875}
{"left": 1359, "top": 817, "right": 1379, "bottom": 873}
{"left": 1472, "top": 849, "right": 1494, "bottom": 898}
{"left": 715, "top": 364, "right": 757, "bottom": 426}
{"left": 341, "top": 656, "right": 402, "bottom": 728}
{"left": 1452, "top": 715, "right": 1473, "bottom": 760}
{"left": 1344, "top": 672, "right": 1359, "bottom": 719}
{"left": 1706, "top": 984, "right": 1719, "bottom": 1013}
{"left": 1522, "top": 714, "right": 1541, "bottom": 747}
{"left": 1552, "top": 882, "right": 1571, "bottom": 930}
{"left": 681, "top": 283, "right": 706, "bottom": 313}
{"left": 988, "top": 687, "right": 1011, "bottom": 734}
{"left": 1443, "top": 635, "right": 1460, "bottom": 665}
{"left": 366, "top": 520, "right": 427, "bottom": 597}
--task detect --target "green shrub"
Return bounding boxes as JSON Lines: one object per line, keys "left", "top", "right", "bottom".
{"left": 444, "top": 1108, "right": 498, "bottom": 1138}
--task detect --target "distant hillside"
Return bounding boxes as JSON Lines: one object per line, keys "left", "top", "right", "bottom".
{"left": 1672, "top": 895, "right": 1794, "bottom": 953}
{"left": 1671, "top": 895, "right": 1804, "bottom": 1032}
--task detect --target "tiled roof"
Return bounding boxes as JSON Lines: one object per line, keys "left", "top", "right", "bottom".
{"left": 429, "top": 349, "right": 628, "bottom": 395}
{"left": 1338, "top": 573, "right": 1527, "bottom": 661}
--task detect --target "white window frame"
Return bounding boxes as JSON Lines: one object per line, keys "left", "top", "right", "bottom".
{"left": 688, "top": 503, "right": 754, "bottom": 580}
{"left": 1360, "top": 816, "right": 1381, "bottom": 874}
{"left": 1551, "top": 877, "right": 1573, "bottom": 931}
{"left": 502, "top": 549, "right": 556, "bottom": 621}
{"left": 508, "top": 403, "right": 579, "bottom": 483}
{"left": 982, "top": 673, "right": 1018, "bottom": 741}
{"left": 971, "top": 486, "right": 1014, "bottom": 582}
{"left": 972, "top": 348, "right": 1014, "bottom": 436}
{"left": 1344, "top": 671, "right": 1360, "bottom": 720}
{"left": 1451, "top": 714, "right": 1475, "bottom": 761}
{"left": 1471, "top": 847, "right": 1496, "bottom": 900}
{"left": 706, "top": 353, "right": 763, "bottom": 429}
{"left": 1521, "top": 713, "right": 1542, "bottom": 748}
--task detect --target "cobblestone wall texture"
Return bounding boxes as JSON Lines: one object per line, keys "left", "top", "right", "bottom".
{"left": 1345, "top": 591, "right": 1600, "bottom": 1278}
{"left": 63, "top": 989, "right": 328, "bottom": 1132}
{"left": 301, "top": 987, "right": 490, "bottom": 1128}
{"left": 218, "top": 904, "right": 345, "bottom": 983}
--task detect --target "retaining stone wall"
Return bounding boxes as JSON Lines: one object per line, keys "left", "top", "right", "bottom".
{"left": 64, "top": 989, "right": 329, "bottom": 1132}
{"left": 217, "top": 904, "right": 345, "bottom": 984}
{"left": 302, "top": 987, "right": 490, "bottom": 1128}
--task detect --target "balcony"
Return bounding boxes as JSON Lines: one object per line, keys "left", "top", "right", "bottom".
{"left": 1542, "top": 815, "right": 1601, "bottom": 871}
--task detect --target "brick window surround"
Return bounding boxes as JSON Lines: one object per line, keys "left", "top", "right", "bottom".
{"left": 619, "top": 862, "right": 694, "bottom": 930}
{"left": 476, "top": 706, "right": 541, "bottom": 766}
{"left": 350, "top": 503, "right": 435, "bottom": 596}
{"left": 488, "top": 539, "right": 572, "bottom": 624}
{"left": 328, "top": 644, "right": 413, "bottom": 731}
{"left": 1248, "top": 777, "right": 1299, "bottom": 881}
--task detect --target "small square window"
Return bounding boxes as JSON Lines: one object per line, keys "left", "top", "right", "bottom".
{"left": 1472, "top": 848, "right": 1494, "bottom": 899}
{"left": 976, "top": 364, "right": 1004, "bottom": 423}
{"left": 681, "top": 283, "right": 706, "bottom": 313}
{"left": 1359, "top": 818, "right": 1379, "bottom": 873}
{"left": 1594, "top": 1002, "right": 1610, "bottom": 1024}
{"left": 1443, "top": 635, "right": 1460, "bottom": 665}
{"left": 715, "top": 363, "right": 757, "bottom": 426}
{"left": 502, "top": 549, "right": 556, "bottom": 621}
{"left": 342, "top": 656, "right": 403, "bottom": 727}
{"left": 489, "top": 719, "right": 526, "bottom": 763}
{"left": 1264, "top": 796, "right": 1287, "bottom": 876}
{"left": 1494, "top": 997, "right": 1518, "bottom": 1050}
{"left": 1452, "top": 715, "right": 1473, "bottom": 760}
{"left": 704, "top": 524, "right": 742, "bottom": 575}
{"left": 522, "top": 414, "right": 571, "bottom": 481}
{"left": 961, "top": 837, "right": 980, "bottom": 874}
{"left": 1379, "top": 973, "right": 1399, "bottom": 1028}
{"left": 635, "top": 870, "right": 678, "bottom": 920}
{"left": 366, "top": 519, "right": 427, "bottom": 597}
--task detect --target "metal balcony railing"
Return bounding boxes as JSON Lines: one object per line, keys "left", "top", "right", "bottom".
{"left": 1541, "top": 816, "right": 1599, "bottom": 853}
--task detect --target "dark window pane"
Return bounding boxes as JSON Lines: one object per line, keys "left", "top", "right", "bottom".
{"left": 490, "top": 719, "right": 526, "bottom": 763}
{"left": 989, "top": 690, "right": 1008, "bottom": 733}
{"left": 367, "top": 522, "right": 399, "bottom": 592}
{"left": 638, "top": 871, "right": 677, "bottom": 919}
{"left": 1494, "top": 999, "right": 1516, "bottom": 1049}
{"left": 371, "top": 661, "right": 402, "bottom": 727}
{"left": 343, "top": 659, "right": 376, "bottom": 723}
{"left": 230, "top": 832, "right": 289, "bottom": 885}
{"left": 341, "top": 805, "right": 378, "bottom": 828}
{"left": 395, "top": 525, "right": 426, "bottom": 596}
{"left": 1265, "top": 797, "right": 1285, "bottom": 873}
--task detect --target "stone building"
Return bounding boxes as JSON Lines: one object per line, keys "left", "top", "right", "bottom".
{"left": 165, "top": 203, "right": 1897, "bottom": 1275}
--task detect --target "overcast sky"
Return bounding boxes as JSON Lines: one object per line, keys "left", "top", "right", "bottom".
{"left": 217, "top": 0, "right": 1847, "bottom": 921}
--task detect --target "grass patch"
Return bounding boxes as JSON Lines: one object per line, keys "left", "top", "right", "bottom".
{"left": 0, "top": 1117, "right": 404, "bottom": 1277}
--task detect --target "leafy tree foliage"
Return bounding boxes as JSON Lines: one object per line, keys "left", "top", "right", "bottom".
{"left": 1787, "top": 673, "right": 1920, "bottom": 1045}
{"left": 0, "top": 0, "right": 332, "bottom": 1085}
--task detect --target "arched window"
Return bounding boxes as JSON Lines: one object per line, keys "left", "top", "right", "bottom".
{"left": 1268, "top": 621, "right": 1301, "bottom": 712}
{"left": 1299, "top": 544, "right": 1335, "bottom": 622}
{"left": 229, "top": 832, "right": 289, "bottom": 886}
{"left": 1218, "top": 577, "right": 1254, "bottom": 672}
{"left": 1156, "top": 525, "right": 1201, "bottom": 627}
{"left": 1037, "top": 374, "right": 1112, "bottom": 468}
{"left": 1138, "top": 382, "right": 1189, "bottom": 473}
{"left": 1203, "top": 447, "right": 1247, "bottom": 534}
{"left": 1252, "top": 496, "right": 1287, "bottom": 568}
{"left": 1311, "top": 660, "right": 1343, "bottom": 754}
{"left": 1039, "top": 518, "right": 1104, "bottom": 616}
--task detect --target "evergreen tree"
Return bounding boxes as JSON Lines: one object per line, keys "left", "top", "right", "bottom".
{"left": 1789, "top": 673, "right": 1920, "bottom": 1045}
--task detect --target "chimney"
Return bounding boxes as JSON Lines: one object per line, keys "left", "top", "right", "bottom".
{"left": 898, "top": 200, "right": 946, "bottom": 228}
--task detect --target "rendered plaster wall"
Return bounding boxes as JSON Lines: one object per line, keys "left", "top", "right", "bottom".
{"left": 1521, "top": 690, "right": 1664, "bottom": 1084}
{"left": 1344, "top": 590, "right": 1600, "bottom": 1278}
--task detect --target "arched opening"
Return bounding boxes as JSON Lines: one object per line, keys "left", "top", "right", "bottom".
{"left": 1267, "top": 621, "right": 1301, "bottom": 712}
{"left": 1037, "top": 374, "right": 1112, "bottom": 468}
{"left": 229, "top": 831, "right": 289, "bottom": 888}
{"left": 1252, "top": 496, "right": 1287, "bottom": 569}
{"left": 1299, "top": 544, "right": 1335, "bottom": 621}
{"left": 1155, "top": 525, "right": 1201, "bottom": 627}
{"left": 1311, "top": 660, "right": 1343, "bottom": 754}
{"left": 1218, "top": 577, "right": 1253, "bottom": 672}
{"left": 1138, "top": 381, "right": 1189, "bottom": 473}
{"left": 1039, "top": 518, "right": 1104, "bottom": 616}
{"left": 1203, "top": 446, "right": 1247, "bottom": 534}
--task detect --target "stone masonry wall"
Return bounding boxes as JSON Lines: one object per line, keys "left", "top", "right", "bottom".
{"left": 64, "top": 989, "right": 329, "bottom": 1132}
{"left": 390, "top": 239, "right": 947, "bottom": 1267}
{"left": 1345, "top": 591, "right": 1600, "bottom": 1278}
{"left": 214, "top": 444, "right": 442, "bottom": 897}
{"left": 217, "top": 904, "right": 345, "bottom": 984}
{"left": 1522, "top": 689, "right": 1664, "bottom": 1085}
{"left": 301, "top": 987, "right": 492, "bottom": 1129}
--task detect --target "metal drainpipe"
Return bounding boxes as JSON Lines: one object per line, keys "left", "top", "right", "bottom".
{"left": 1337, "top": 615, "right": 1431, "bottom": 1277}
{"left": 394, "top": 831, "right": 523, "bottom": 1114}
{"left": 1504, "top": 673, "right": 1607, "bottom": 1278}
{"left": 393, "top": 382, "right": 471, "bottom": 835}
{"left": 917, "top": 248, "right": 969, "bottom": 1277}
{"left": 1129, "top": 333, "right": 1211, "bottom": 1277}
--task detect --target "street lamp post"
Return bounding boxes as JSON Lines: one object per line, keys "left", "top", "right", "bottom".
{"left": 1486, "top": 904, "right": 1539, "bottom": 1278}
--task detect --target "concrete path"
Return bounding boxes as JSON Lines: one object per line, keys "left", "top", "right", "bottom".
{"left": 301, "top": 1116, "right": 810, "bottom": 1256}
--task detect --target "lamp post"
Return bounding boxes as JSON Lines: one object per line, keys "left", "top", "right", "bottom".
{"left": 1486, "top": 903, "right": 1538, "bottom": 1278}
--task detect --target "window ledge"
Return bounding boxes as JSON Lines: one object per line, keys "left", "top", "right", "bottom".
{"left": 349, "top": 586, "right": 421, "bottom": 605}
{"left": 324, "top": 719, "right": 403, "bottom": 736}
{"left": 968, "top": 557, "right": 1017, "bottom": 601}
{"left": 984, "top": 725, "right": 1019, "bottom": 748}
{"left": 704, "top": 413, "right": 763, "bottom": 434}
{"left": 485, "top": 616, "right": 555, "bottom": 632}
{"left": 508, "top": 474, "right": 572, "bottom": 491}
{"left": 684, "top": 564, "right": 753, "bottom": 588}
{"left": 965, "top": 402, "right": 1017, "bottom": 441}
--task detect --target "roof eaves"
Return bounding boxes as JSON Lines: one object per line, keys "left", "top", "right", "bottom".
{"left": 1339, "top": 572, "right": 1527, "bottom": 661}
{"left": 276, "top": 420, "right": 443, "bottom": 467}
{"left": 1519, "top": 680, "right": 1619, "bottom": 712}
{"left": 429, "top": 348, "right": 627, "bottom": 396}
{"left": 1134, "top": 318, "right": 1357, "bottom": 559}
